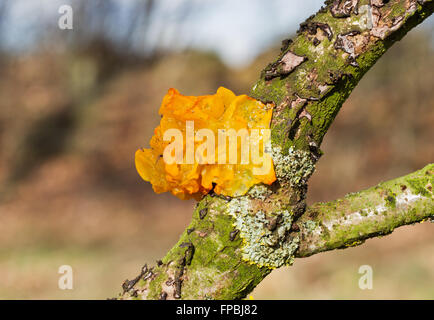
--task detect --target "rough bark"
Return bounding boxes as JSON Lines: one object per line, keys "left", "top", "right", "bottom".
{"left": 295, "top": 163, "right": 434, "bottom": 257}
{"left": 119, "top": 0, "right": 434, "bottom": 300}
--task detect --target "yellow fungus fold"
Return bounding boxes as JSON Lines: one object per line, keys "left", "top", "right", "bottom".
{"left": 135, "top": 87, "right": 276, "bottom": 200}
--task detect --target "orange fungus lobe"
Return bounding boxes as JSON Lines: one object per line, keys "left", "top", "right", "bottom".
{"left": 135, "top": 87, "right": 276, "bottom": 200}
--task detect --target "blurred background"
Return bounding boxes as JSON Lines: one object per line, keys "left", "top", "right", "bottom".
{"left": 0, "top": 0, "right": 433, "bottom": 299}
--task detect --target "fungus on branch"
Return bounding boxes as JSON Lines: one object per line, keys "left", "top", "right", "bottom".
{"left": 135, "top": 87, "right": 276, "bottom": 199}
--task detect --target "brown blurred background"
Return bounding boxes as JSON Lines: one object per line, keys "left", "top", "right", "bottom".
{"left": 0, "top": 0, "right": 433, "bottom": 299}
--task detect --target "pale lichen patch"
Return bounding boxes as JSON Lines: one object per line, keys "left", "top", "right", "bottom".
{"left": 185, "top": 267, "right": 233, "bottom": 299}
{"left": 318, "top": 83, "right": 331, "bottom": 95}
{"left": 264, "top": 51, "right": 307, "bottom": 80}
{"left": 322, "top": 190, "right": 427, "bottom": 231}
{"left": 334, "top": 30, "right": 362, "bottom": 66}
{"left": 281, "top": 51, "right": 307, "bottom": 73}
{"left": 370, "top": 1, "right": 418, "bottom": 39}
{"left": 271, "top": 146, "right": 316, "bottom": 187}
{"left": 247, "top": 184, "right": 273, "bottom": 201}
{"left": 303, "top": 219, "right": 319, "bottom": 233}
{"left": 371, "top": 0, "right": 386, "bottom": 7}
{"left": 330, "top": 0, "right": 359, "bottom": 18}
{"left": 225, "top": 197, "right": 299, "bottom": 268}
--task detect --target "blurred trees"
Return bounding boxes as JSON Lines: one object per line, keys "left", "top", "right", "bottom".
{"left": 0, "top": 0, "right": 194, "bottom": 189}
{"left": 0, "top": 1, "right": 9, "bottom": 54}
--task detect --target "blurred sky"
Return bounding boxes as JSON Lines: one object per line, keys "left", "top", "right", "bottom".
{"left": 2, "top": 0, "right": 433, "bottom": 67}
{"left": 151, "top": 0, "right": 327, "bottom": 66}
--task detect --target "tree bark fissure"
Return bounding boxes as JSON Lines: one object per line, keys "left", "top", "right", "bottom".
{"left": 119, "top": 0, "right": 434, "bottom": 300}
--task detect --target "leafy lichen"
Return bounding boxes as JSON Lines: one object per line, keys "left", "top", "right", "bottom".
{"left": 271, "top": 146, "right": 315, "bottom": 187}
{"left": 247, "top": 184, "right": 273, "bottom": 200}
{"left": 225, "top": 197, "right": 299, "bottom": 268}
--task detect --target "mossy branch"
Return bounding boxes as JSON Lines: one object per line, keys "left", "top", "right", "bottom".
{"left": 119, "top": 0, "right": 434, "bottom": 300}
{"left": 295, "top": 163, "right": 434, "bottom": 258}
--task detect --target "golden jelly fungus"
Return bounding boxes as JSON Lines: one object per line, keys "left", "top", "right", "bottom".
{"left": 135, "top": 87, "right": 276, "bottom": 200}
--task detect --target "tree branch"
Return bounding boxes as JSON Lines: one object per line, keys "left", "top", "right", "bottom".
{"left": 120, "top": 0, "right": 434, "bottom": 300}
{"left": 295, "top": 163, "right": 434, "bottom": 257}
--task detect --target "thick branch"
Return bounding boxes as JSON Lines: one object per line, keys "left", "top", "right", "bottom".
{"left": 252, "top": 0, "right": 434, "bottom": 152}
{"left": 295, "top": 163, "right": 434, "bottom": 257}
{"left": 120, "top": 0, "right": 434, "bottom": 300}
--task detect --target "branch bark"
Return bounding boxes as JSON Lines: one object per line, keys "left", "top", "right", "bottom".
{"left": 295, "top": 163, "right": 434, "bottom": 257}
{"left": 119, "top": 0, "right": 434, "bottom": 300}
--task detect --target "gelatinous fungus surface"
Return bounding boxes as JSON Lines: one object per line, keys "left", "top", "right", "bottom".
{"left": 135, "top": 87, "right": 276, "bottom": 199}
